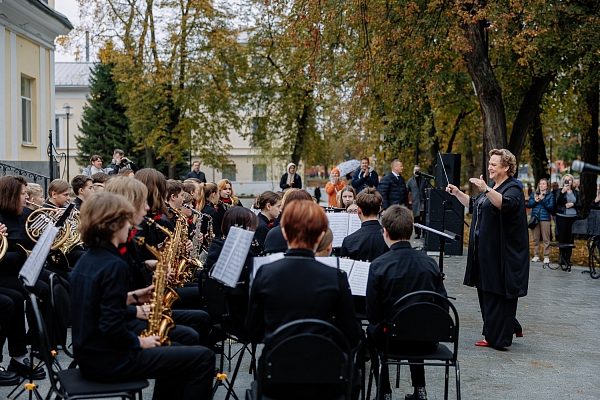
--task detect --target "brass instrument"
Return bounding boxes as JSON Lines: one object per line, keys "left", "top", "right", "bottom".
{"left": 0, "top": 234, "right": 7, "bottom": 261}
{"left": 168, "top": 205, "right": 202, "bottom": 286}
{"left": 135, "top": 237, "right": 178, "bottom": 345}
{"left": 24, "top": 207, "right": 70, "bottom": 251}
{"left": 183, "top": 204, "right": 208, "bottom": 263}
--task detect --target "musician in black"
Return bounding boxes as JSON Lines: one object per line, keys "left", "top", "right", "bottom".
{"left": 70, "top": 192, "right": 215, "bottom": 400}
{"left": 253, "top": 191, "right": 282, "bottom": 250}
{"left": 246, "top": 199, "right": 361, "bottom": 399}
{"left": 340, "top": 187, "right": 388, "bottom": 262}
{"left": 200, "top": 182, "right": 221, "bottom": 241}
{"left": 71, "top": 174, "right": 95, "bottom": 211}
{"left": 263, "top": 189, "right": 313, "bottom": 254}
{"left": 0, "top": 176, "right": 49, "bottom": 380}
{"left": 366, "top": 205, "right": 447, "bottom": 400}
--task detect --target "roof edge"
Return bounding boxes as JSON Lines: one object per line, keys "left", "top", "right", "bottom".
{"left": 25, "top": 0, "right": 74, "bottom": 30}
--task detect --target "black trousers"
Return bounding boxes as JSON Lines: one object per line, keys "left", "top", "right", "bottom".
{"left": 367, "top": 325, "right": 436, "bottom": 392}
{"left": 174, "top": 286, "right": 202, "bottom": 310}
{"left": 127, "top": 309, "right": 211, "bottom": 346}
{"left": 0, "top": 288, "right": 27, "bottom": 361}
{"left": 94, "top": 346, "right": 215, "bottom": 400}
{"left": 556, "top": 215, "right": 578, "bottom": 263}
{"left": 413, "top": 215, "right": 423, "bottom": 236}
{"left": 477, "top": 289, "right": 518, "bottom": 347}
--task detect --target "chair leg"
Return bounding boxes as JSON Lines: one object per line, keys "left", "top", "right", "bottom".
{"left": 455, "top": 363, "right": 461, "bottom": 400}
{"left": 366, "top": 367, "right": 374, "bottom": 400}
{"left": 444, "top": 361, "right": 449, "bottom": 400}
{"left": 395, "top": 364, "right": 400, "bottom": 388}
{"left": 224, "top": 344, "right": 248, "bottom": 400}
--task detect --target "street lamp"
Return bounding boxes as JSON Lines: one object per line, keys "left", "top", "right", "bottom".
{"left": 62, "top": 103, "right": 73, "bottom": 181}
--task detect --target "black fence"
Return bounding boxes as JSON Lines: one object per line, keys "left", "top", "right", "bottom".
{"left": 0, "top": 162, "right": 51, "bottom": 194}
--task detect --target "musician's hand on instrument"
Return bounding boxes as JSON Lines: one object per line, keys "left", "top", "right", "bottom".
{"left": 128, "top": 285, "right": 154, "bottom": 305}
{"left": 136, "top": 304, "right": 151, "bottom": 320}
{"left": 469, "top": 175, "right": 487, "bottom": 192}
{"left": 139, "top": 336, "right": 161, "bottom": 348}
{"left": 0, "top": 223, "right": 7, "bottom": 236}
{"left": 144, "top": 260, "right": 158, "bottom": 271}
{"left": 446, "top": 184, "right": 459, "bottom": 196}
{"left": 167, "top": 267, "right": 175, "bottom": 282}
{"left": 185, "top": 239, "right": 193, "bottom": 253}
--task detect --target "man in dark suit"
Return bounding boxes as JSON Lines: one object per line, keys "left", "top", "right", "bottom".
{"left": 351, "top": 157, "right": 379, "bottom": 193}
{"left": 187, "top": 161, "right": 207, "bottom": 182}
{"left": 366, "top": 205, "right": 447, "bottom": 400}
{"left": 378, "top": 159, "right": 408, "bottom": 212}
{"left": 341, "top": 187, "right": 388, "bottom": 262}
{"left": 406, "top": 165, "right": 428, "bottom": 238}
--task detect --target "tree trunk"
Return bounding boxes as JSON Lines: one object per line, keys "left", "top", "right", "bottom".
{"left": 580, "top": 81, "right": 599, "bottom": 218}
{"left": 145, "top": 146, "right": 155, "bottom": 168}
{"left": 463, "top": 19, "right": 508, "bottom": 151}
{"left": 508, "top": 73, "right": 554, "bottom": 164}
{"left": 291, "top": 89, "right": 313, "bottom": 168}
{"left": 528, "top": 111, "right": 549, "bottom": 184}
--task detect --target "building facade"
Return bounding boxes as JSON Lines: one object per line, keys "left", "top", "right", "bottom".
{"left": 0, "top": 0, "right": 72, "bottom": 177}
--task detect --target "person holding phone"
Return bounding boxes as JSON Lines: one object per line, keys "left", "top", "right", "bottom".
{"left": 555, "top": 174, "right": 582, "bottom": 266}
{"left": 107, "top": 149, "right": 139, "bottom": 175}
{"left": 527, "top": 179, "right": 554, "bottom": 264}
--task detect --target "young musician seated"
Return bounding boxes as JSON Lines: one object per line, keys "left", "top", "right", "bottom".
{"left": 340, "top": 187, "right": 388, "bottom": 262}
{"left": 71, "top": 175, "right": 95, "bottom": 211}
{"left": 70, "top": 192, "right": 215, "bottom": 400}
{"left": 263, "top": 189, "right": 313, "bottom": 254}
{"left": 366, "top": 205, "right": 447, "bottom": 400}
{"left": 253, "top": 191, "right": 282, "bottom": 250}
{"left": 246, "top": 200, "right": 362, "bottom": 399}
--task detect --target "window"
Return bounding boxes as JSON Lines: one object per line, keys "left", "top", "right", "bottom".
{"left": 54, "top": 118, "right": 61, "bottom": 147}
{"left": 222, "top": 164, "right": 236, "bottom": 181}
{"left": 21, "top": 77, "right": 32, "bottom": 144}
{"left": 253, "top": 164, "right": 267, "bottom": 181}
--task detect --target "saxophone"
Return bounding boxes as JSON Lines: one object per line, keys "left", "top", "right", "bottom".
{"left": 168, "top": 205, "right": 202, "bottom": 286}
{"left": 135, "top": 237, "right": 178, "bottom": 346}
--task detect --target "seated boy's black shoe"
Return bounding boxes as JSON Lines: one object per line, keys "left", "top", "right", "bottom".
{"left": 7, "top": 358, "right": 46, "bottom": 380}
{"left": 0, "top": 367, "right": 19, "bottom": 386}
{"left": 405, "top": 387, "right": 427, "bottom": 400}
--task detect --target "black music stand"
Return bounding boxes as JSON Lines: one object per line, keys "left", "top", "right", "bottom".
{"left": 414, "top": 223, "right": 460, "bottom": 278}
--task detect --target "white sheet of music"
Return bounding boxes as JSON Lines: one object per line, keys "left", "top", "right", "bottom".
{"left": 315, "top": 256, "right": 339, "bottom": 269}
{"left": 347, "top": 261, "right": 370, "bottom": 296}
{"left": 327, "top": 213, "right": 350, "bottom": 247}
{"left": 338, "top": 258, "right": 355, "bottom": 276}
{"left": 252, "top": 252, "right": 285, "bottom": 278}
{"left": 348, "top": 214, "right": 362, "bottom": 235}
{"left": 19, "top": 225, "right": 58, "bottom": 287}
{"left": 210, "top": 227, "right": 255, "bottom": 288}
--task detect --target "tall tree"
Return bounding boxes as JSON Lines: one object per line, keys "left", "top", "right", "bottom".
{"left": 76, "top": 57, "right": 141, "bottom": 168}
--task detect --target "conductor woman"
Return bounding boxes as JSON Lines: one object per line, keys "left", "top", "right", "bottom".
{"left": 446, "top": 149, "right": 529, "bottom": 349}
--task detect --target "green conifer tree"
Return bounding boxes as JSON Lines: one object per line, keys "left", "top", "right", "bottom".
{"left": 76, "top": 60, "right": 142, "bottom": 169}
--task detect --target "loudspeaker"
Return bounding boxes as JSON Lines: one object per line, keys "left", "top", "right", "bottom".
{"left": 425, "top": 188, "right": 465, "bottom": 255}
{"left": 435, "top": 153, "right": 461, "bottom": 188}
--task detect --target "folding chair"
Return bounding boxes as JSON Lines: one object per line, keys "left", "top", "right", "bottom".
{"left": 245, "top": 318, "right": 354, "bottom": 400}
{"left": 371, "top": 290, "right": 461, "bottom": 400}
{"left": 28, "top": 293, "right": 148, "bottom": 400}
{"left": 202, "top": 278, "right": 256, "bottom": 400}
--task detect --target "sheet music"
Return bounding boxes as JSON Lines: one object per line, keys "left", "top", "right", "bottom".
{"left": 348, "top": 214, "right": 362, "bottom": 235}
{"left": 327, "top": 213, "right": 350, "bottom": 247}
{"left": 210, "top": 227, "right": 255, "bottom": 287}
{"left": 338, "top": 258, "right": 355, "bottom": 276}
{"left": 347, "top": 261, "right": 370, "bottom": 296}
{"left": 252, "top": 252, "right": 285, "bottom": 278}
{"left": 315, "top": 256, "right": 339, "bottom": 269}
{"left": 19, "top": 225, "right": 58, "bottom": 287}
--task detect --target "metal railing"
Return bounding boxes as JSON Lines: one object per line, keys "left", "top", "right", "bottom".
{"left": 0, "top": 162, "right": 51, "bottom": 194}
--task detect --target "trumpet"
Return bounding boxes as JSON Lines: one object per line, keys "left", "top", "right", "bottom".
{"left": 0, "top": 234, "right": 7, "bottom": 261}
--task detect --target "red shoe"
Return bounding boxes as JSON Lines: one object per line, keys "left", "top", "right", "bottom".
{"left": 515, "top": 332, "right": 523, "bottom": 338}
{"left": 475, "top": 340, "right": 489, "bottom": 347}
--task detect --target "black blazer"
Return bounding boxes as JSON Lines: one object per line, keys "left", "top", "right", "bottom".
{"left": 186, "top": 170, "right": 207, "bottom": 182}
{"left": 263, "top": 226, "right": 288, "bottom": 254}
{"left": 254, "top": 213, "right": 273, "bottom": 250}
{"left": 378, "top": 172, "right": 408, "bottom": 210}
{"left": 340, "top": 220, "right": 388, "bottom": 262}
{"left": 246, "top": 248, "right": 361, "bottom": 347}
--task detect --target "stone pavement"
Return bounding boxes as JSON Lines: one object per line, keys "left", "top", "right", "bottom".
{"left": 2, "top": 242, "right": 600, "bottom": 399}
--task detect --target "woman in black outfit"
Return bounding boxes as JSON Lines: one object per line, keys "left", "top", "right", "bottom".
{"left": 253, "top": 191, "right": 282, "bottom": 250}
{"left": 0, "top": 176, "right": 49, "bottom": 380}
{"left": 199, "top": 182, "right": 221, "bottom": 247}
{"left": 555, "top": 174, "right": 582, "bottom": 266}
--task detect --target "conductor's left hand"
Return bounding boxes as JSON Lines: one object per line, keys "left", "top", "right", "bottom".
{"left": 469, "top": 175, "right": 488, "bottom": 192}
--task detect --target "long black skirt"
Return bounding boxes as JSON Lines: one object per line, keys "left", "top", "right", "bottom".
{"left": 477, "top": 289, "right": 518, "bottom": 347}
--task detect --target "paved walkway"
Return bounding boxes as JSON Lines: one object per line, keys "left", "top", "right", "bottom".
{"left": 2, "top": 244, "right": 599, "bottom": 399}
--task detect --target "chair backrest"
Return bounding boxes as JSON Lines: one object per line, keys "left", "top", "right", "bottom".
{"left": 28, "top": 292, "right": 67, "bottom": 398}
{"left": 386, "top": 291, "right": 459, "bottom": 357}
{"left": 258, "top": 319, "right": 353, "bottom": 400}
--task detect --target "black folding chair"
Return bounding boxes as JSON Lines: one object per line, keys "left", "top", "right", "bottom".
{"left": 246, "top": 318, "right": 354, "bottom": 400}
{"left": 370, "top": 291, "right": 461, "bottom": 400}
{"left": 28, "top": 293, "right": 148, "bottom": 400}
{"left": 202, "top": 278, "right": 256, "bottom": 400}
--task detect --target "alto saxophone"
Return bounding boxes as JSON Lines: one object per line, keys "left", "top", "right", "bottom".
{"left": 168, "top": 205, "right": 202, "bottom": 286}
{"left": 135, "top": 237, "right": 178, "bottom": 345}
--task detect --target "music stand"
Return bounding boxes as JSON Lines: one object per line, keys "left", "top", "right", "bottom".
{"left": 414, "top": 223, "right": 460, "bottom": 277}
{"left": 9, "top": 205, "right": 73, "bottom": 400}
